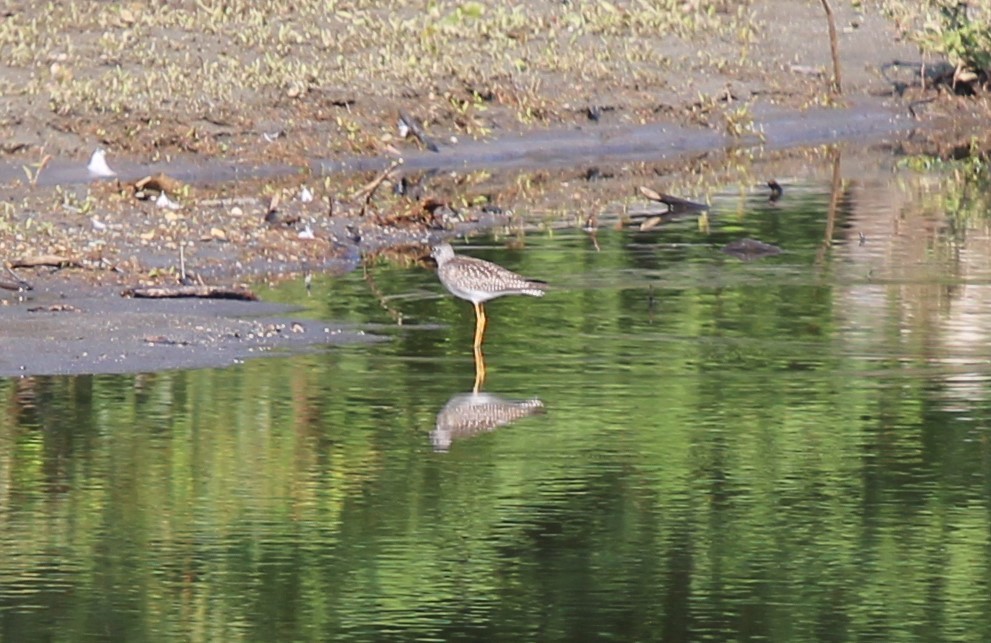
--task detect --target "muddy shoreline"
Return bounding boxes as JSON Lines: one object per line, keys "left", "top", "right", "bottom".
{"left": 0, "top": 289, "right": 384, "bottom": 377}
{"left": 0, "top": 101, "right": 925, "bottom": 378}
{"left": 1, "top": 0, "right": 988, "bottom": 376}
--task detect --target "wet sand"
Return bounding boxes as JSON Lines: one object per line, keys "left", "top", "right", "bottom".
{"left": 0, "top": 283, "right": 384, "bottom": 377}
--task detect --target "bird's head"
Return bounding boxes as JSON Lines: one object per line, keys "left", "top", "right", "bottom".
{"left": 430, "top": 243, "right": 455, "bottom": 265}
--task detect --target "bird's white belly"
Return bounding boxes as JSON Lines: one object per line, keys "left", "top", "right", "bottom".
{"left": 441, "top": 278, "right": 499, "bottom": 304}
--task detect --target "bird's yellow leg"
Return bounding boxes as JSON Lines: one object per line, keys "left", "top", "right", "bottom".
{"left": 473, "top": 302, "right": 487, "bottom": 350}
{"left": 471, "top": 302, "right": 488, "bottom": 392}
{"left": 473, "top": 343, "right": 486, "bottom": 393}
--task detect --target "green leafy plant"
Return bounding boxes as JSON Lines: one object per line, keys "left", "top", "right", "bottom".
{"left": 886, "top": 0, "right": 991, "bottom": 89}
{"left": 926, "top": 1, "right": 991, "bottom": 82}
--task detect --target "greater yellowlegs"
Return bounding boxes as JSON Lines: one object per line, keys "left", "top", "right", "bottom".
{"left": 431, "top": 243, "right": 547, "bottom": 351}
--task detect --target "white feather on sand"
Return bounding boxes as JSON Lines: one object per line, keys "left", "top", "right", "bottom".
{"left": 87, "top": 148, "right": 116, "bottom": 177}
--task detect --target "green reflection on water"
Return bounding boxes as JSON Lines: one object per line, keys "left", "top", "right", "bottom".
{"left": 2, "top": 172, "right": 991, "bottom": 642}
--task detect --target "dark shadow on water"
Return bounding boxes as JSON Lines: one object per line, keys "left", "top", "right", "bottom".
{"left": 721, "top": 238, "right": 783, "bottom": 260}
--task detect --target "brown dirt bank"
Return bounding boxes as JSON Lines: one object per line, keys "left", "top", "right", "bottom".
{"left": 1, "top": 0, "right": 988, "bottom": 376}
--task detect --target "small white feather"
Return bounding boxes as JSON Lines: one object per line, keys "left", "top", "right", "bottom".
{"left": 87, "top": 148, "right": 116, "bottom": 177}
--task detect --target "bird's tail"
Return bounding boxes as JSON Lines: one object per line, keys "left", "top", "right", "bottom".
{"left": 524, "top": 280, "right": 549, "bottom": 297}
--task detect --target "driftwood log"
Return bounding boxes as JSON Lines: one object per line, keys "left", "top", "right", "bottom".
{"left": 10, "top": 255, "right": 82, "bottom": 269}
{"left": 0, "top": 279, "right": 31, "bottom": 292}
{"left": 637, "top": 187, "right": 709, "bottom": 213}
{"left": 122, "top": 285, "right": 258, "bottom": 301}
{"left": 1, "top": 265, "right": 33, "bottom": 291}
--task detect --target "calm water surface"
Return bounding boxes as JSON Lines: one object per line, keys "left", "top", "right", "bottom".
{"left": 2, "top": 169, "right": 991, "bottom": 641}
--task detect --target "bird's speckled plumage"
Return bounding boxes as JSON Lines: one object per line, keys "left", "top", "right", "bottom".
{"left": 431, "top": 243, "right": 547, "bottom": 304}
{"left": 431, "top": 392, "right": 545, "bottom": 451}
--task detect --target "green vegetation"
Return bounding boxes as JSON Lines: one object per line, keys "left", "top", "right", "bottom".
{"left": 897, "top": 138, "right": 991, "bottom": 229}
{"left": 884, "top": 0, "right": 991, "bottom": 89}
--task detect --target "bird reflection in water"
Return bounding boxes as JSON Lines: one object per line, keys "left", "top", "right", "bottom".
{"left": 432, "top": 339, "right": 545, "bottom": 452}
{"left": 431, "top": 390, "right": 545, "bottom": 452}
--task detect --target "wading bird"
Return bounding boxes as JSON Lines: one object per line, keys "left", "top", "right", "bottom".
{"left": 431, "top": 243, "right": 547, "bottom": 352}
